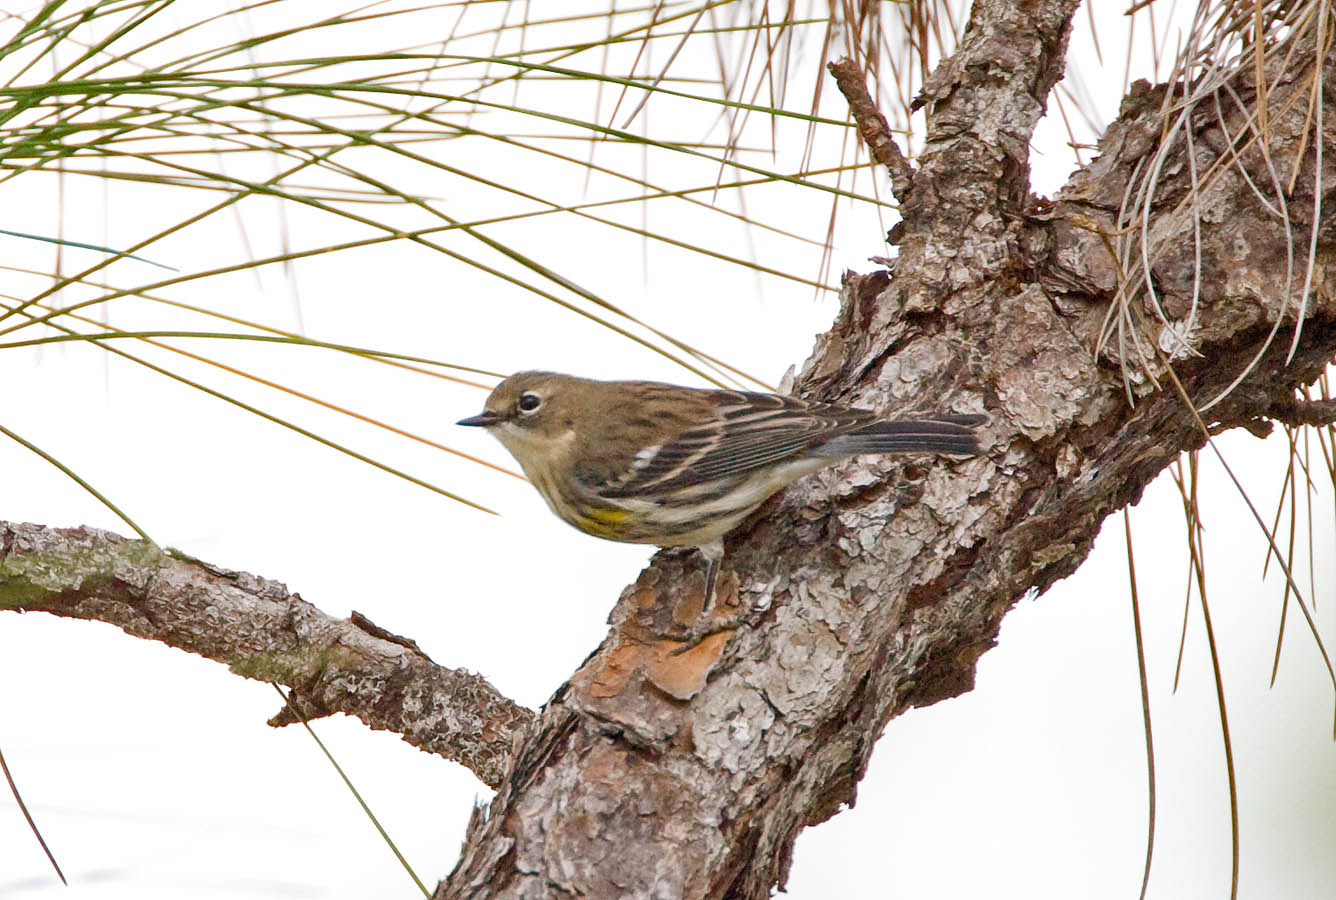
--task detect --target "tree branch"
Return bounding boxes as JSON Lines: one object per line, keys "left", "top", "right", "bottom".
{"left": 827, "top": 57, "right": 914, "bottom": 201}
{"left": 1265, "top": 396, "right": 1336, "bottom": 429}
{"left": 0, "top": 521, "right": 530, "bottom": 789}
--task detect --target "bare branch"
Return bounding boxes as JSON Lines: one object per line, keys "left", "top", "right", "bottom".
{"left": 1266, "top": 396, "right": 1336, "bottom": 429}
{"left": 827, "top": 57, "right": 914, "bottom": 201}
{"left": 0, "top": 522, "right": 530, "bottom": 788}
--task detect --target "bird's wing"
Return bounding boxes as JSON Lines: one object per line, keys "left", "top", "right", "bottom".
{"left": 598, "top": 392, "right": 866, "bottom": 496}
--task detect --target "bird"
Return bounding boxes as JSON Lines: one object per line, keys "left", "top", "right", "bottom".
{"left": 458, "top": 371, "right": 985, "bottom": 625}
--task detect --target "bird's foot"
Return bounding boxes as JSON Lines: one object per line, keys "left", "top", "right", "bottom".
{"left": 667, "top": 610, "right": 744, "bottom": 656}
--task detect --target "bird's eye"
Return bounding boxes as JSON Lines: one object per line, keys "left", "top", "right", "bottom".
{"left": 517, "top": 392, "right": 542, "bottom": 414}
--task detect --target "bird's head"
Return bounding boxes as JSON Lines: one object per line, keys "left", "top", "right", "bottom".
{"left": 457, "top": 371, "right": 584, "bottom": 461}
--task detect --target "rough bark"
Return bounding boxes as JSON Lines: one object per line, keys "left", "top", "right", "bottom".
{"left": 440, "top": 2, "right": 1335, "bottom": 898}
{"left": 0, "top": 522, "right": 529, "bottom": 789}
{"left": 2, "top": 1, "right": 1333, "bottom": 898}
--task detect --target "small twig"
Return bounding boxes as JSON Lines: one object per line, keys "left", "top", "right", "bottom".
{"left": 827, "top": 58, "right": 915, "bottom": 202}
{"left": 1266, "top": 397, "right": 1336, "bottom": 429}
{"left": 351, "top": 609, "right": 424, "bottom": 653}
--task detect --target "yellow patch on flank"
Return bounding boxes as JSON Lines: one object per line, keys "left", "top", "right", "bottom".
{"left": 573, "top": 506, "right": 631, "bottom": 539}
{"left": 585, "top": 507, "right": 631, "bottom": 524}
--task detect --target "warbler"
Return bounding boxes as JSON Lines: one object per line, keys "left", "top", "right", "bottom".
{"left": 458, "top": 371, "right": 985, "bottom": 615}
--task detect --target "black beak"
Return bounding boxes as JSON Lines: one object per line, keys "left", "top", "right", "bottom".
{"left": 457, "top": 411, "right": 501, "bottom": 427}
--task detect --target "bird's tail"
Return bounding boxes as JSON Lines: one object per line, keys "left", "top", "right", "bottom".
{"left": 818, "top": 414, "right": 986, "bottom": 457}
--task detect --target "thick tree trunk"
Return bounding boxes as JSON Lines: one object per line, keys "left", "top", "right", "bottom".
{"left": 440, "top": 2, "right": 1335, "bottom": 897}
{"left": 3, "top": 1, "right": 1333, "bottom": 898}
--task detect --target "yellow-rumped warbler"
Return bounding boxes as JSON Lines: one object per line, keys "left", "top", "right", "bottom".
{"left": 459, "top": 371, "right": 985, "bottom": 614}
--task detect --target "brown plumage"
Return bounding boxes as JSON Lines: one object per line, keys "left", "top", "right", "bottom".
{"left": 459, "top": 371, "right": 985, "bottom": 612}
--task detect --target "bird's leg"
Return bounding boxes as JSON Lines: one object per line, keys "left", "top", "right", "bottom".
{"left": 700, "top": 550, "right": 721, "bottom": 619}
{"left": 668, "top": 540, "right": 738, "bottom": 655}
{"left": 696, "top": 538, "right": 725, "bottom": 618}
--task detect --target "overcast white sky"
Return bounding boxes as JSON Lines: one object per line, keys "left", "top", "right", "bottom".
{"left": 1, "top": 2, "right": 1334, "bottom": 898}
